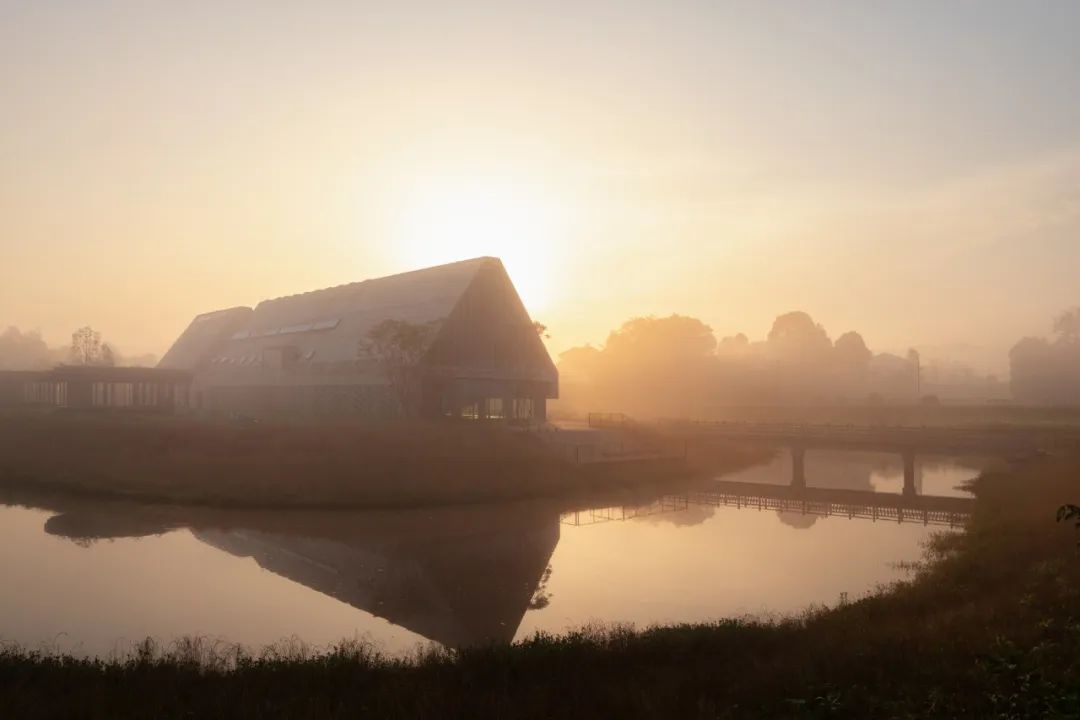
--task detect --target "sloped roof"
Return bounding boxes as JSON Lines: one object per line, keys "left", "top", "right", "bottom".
{"left": 164, "top": 257, "right": 499, "bottom": 377}
{"left": 158, "top": 307, "right": 253, "bottom": 370}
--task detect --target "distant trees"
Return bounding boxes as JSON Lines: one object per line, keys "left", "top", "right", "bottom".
{"left": 1010, "top": 307, "right": 1080, "bottom": 405}
{"left": 557, "top": 315, "right": 720, "bottom": 417}
{"left": 603, "top": 315, "right": 717, "bottom": 362}
{"left": 556, "top": 311, "right": 923, "bottom": 417}
{"left": 557, "top": 344, "right": 602, "bottom": 381}
{"left": 1053, "top": 308, "right": 1080, "bottom": 344}
{"left": 766, "top": 311, "right": 832, "bottom": 362}
{"left": 69, "top": 326, "right": 114, "bottom": 367}
{"left": 834, "top": 332, "right": 873, "bottom": 368}
{"left": 0, "top": 327, "right": 55, "bottom": 370}
{"left": 360, "top": 319, "right": 442, "bottom": 417}
{"left": 0, "top": 326, "right": 151, "bottom": 370}
{"left": 717, "top": 332, "right": 750, "bottom": 356}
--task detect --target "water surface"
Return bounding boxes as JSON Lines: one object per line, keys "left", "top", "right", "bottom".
{"left": 0, "top": 450, "right": 987, "bottom": 657}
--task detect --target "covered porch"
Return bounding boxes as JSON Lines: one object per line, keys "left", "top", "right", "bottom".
{"left": 0, "top": 366, "right": 193, "bottom": 413}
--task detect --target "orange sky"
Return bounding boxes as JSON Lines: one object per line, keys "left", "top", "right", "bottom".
{"left": 3, "top": 2, "right": 1080, "bottom": 374}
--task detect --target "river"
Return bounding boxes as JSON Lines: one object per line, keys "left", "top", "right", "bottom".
{"left": 0, "top": 449, "right": 988, "bottom": 657}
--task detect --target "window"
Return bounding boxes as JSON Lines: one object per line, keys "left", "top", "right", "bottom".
{"left": 485, "top": 398, "right": 504, "bottom": 420}
{"left": 512, "top": 398, "right": 534, "bottom": 420}
{"left": 241, "top": 318, "right": 341, "bottom": 340}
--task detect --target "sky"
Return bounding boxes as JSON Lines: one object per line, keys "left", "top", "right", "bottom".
{"left": 2, "top": 0, "right": 1079, "bottom": 374}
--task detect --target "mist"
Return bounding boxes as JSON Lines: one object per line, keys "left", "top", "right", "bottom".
{"left": 553, "top": 309, "right": 1024, "bottom": 420}
{"left": 4, "top": 2, "right": 1080, "bottom": 717}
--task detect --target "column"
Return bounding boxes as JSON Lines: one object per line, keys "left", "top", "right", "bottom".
{"left": 903, "top": 450, "right": 917, "bottom": 497}
{"left": 791, "top": 445, "right": 806, "bottom": 488}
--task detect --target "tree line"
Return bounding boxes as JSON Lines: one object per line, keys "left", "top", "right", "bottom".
{"left": 0, "top": 326, "right": 156, "bottom": 371}
{"left": 1010, "top": 308, "right": 1080, "bottom": 405}
{"left": 556, "top": 311, "right": 921, "bottom": 418}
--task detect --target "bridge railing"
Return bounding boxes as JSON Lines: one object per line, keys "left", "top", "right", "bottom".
{"left": 559, "top": 491, "right": 972, "bottom": 528}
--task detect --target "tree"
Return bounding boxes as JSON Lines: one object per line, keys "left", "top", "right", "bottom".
{"left": 1053, "top": 307, "right": 1080, "bottom": 345}
{"left": 603, "top": 315, "right": 717, "bottom": 364}
{"left": 717, "top": 333, "right": 752, "bottom": 358}
{"left": 766, "top": 311, "right": 832, "bottom": 361}
{"left": 533, "top": 321, "right": 550, "bottom": 340}
{"left": 1010, "top": 307, "right": 1080, "bottom": 405}
{"left": 1010, "top": 337, "right": 1080, "bottom": 405}
{"left": 70, "top": 326, "right": 104, "bottom": 366}
{"left": 359, "top": 319, "right": 442, "bottom": 417}
{"left": 0, "top": 327, "right": 54, "bottom": 370}
{"left": 558, "top": 344, "right": 602, "bottom": 382}
{"left": 834, "top": 331, "right": 872, "bottom": 367}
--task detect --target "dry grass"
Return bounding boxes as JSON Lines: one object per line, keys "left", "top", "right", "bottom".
{"left": 0, "top": 408, "right": 760, "bottom": 509}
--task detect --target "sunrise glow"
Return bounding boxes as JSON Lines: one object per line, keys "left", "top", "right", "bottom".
{"left": 392, "top": 175, "right": 569, "bottom": 311}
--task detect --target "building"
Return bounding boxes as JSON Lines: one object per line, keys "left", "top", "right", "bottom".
{"left": 160, "top": 257, "right": 558, "bottom": 421}
{"left": 0, "top": 366, "right": 192, "bottom": 412}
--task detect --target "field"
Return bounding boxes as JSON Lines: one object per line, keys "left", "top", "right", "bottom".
{"left": 0, "top": 408, "right": 761, "bottom": 508}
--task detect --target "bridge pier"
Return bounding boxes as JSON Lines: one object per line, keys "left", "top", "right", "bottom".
{"left": 791, "top": 445, "right": 806, "bottom": 489}
{"left": 903, "top": 450, "right": 917, "bottom": 497}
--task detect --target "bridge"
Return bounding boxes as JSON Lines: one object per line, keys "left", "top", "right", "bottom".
{"left": 649, "top": 419, "right": 1080, "bottom": 492}
{"left": 561, "top": 479, "right": 975, "bottom": 529}
{"left": 657, "top": 418, "right": 1080, "bottom": 454}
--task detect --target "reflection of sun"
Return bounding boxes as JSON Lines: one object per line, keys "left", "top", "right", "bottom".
{"left": 393, "top": 176, "right": 567, "bottom": 311}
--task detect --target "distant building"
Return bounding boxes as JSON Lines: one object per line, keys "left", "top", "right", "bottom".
{"left": 160, "top": 257, "right": 558, "bottom": 421}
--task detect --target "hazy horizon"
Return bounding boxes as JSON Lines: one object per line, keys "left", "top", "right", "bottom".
{"left": 4, "top": 1, "right": 1080, "bottom": 374}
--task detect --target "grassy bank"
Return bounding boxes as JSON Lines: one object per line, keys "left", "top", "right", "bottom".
{"left": 3, "top": 454, "right": 1080, "bottom": 718}
{"left": 0, "top": 409, "right": 761, "bottom": 509}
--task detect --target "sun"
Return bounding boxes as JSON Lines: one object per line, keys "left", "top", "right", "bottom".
{"left": 392, "top": 175, "right": 567, "bottom": 311}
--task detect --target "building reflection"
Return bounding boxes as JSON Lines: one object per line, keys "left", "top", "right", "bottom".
{"left": 40, "top": 499, "right": 560, "bottom": 649}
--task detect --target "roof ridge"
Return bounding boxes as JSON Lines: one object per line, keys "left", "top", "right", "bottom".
{"left": 257, "top": 256, "right": 498, "bottom": 307}
{"left": 193, "top": 306, "right": 252, "bottom": 319}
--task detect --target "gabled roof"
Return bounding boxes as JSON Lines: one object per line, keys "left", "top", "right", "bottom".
{"left": 161, "top": 257, "right": 500, "bottom": 375}
{"left": 235, "top": 256, "right": 491, "bottom": 361}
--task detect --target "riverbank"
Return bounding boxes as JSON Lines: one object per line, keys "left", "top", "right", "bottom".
{"left": 3, "top": 453, "right": 1079, "bottom": 718}
{"left": 0, "top": 409, "right": 763, "bottom": 509}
